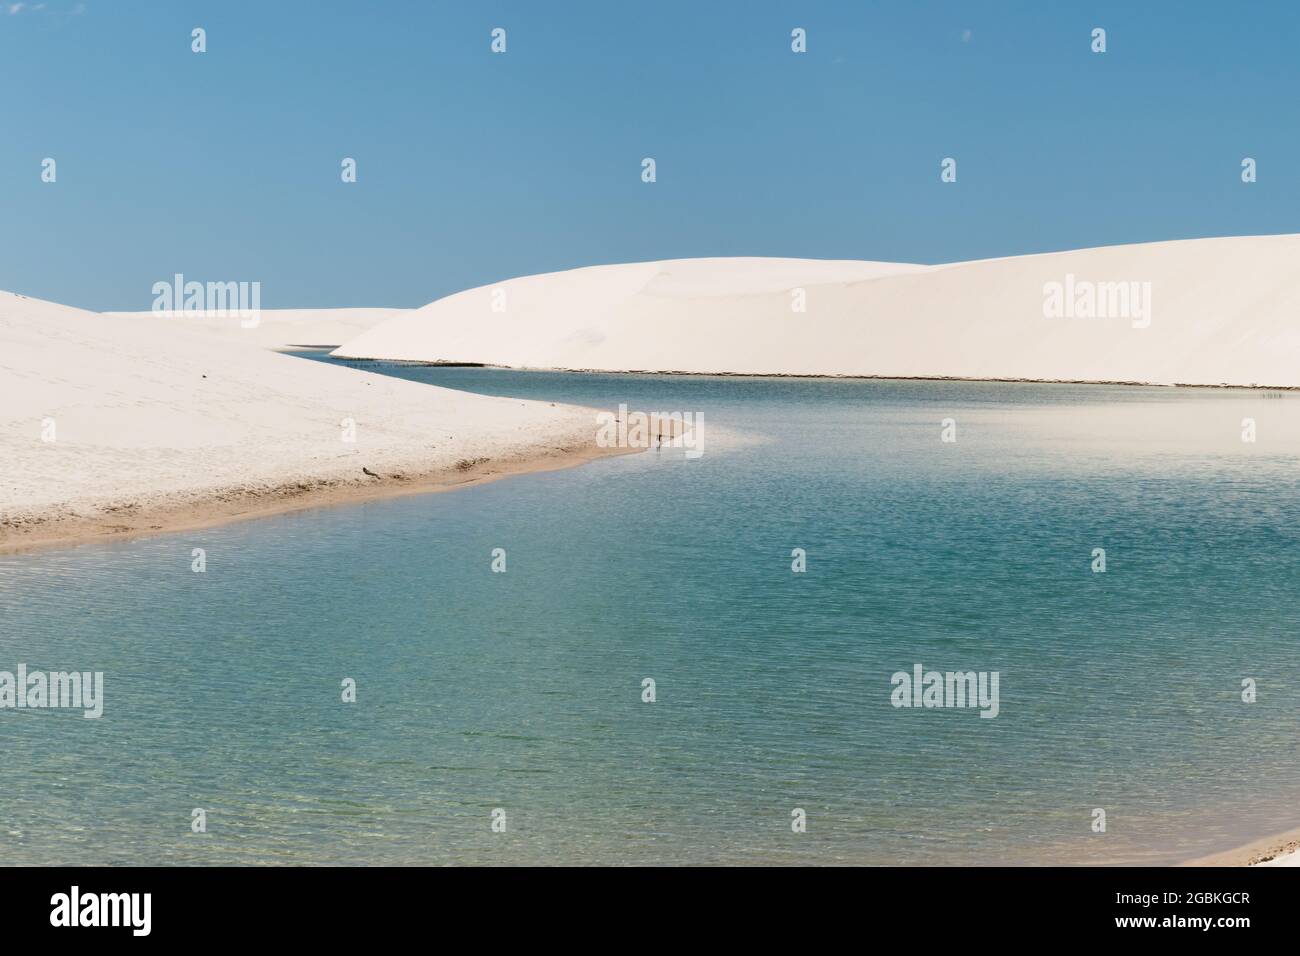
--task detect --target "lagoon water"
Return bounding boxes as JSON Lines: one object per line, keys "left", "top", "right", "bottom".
{"left": 3, "top": 362, "right": 1300, "bottom": 865}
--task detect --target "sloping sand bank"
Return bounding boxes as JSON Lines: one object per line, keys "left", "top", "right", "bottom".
{"left": 333, "top": 237, "right": 1300, "bottom": 388}
{"left": 0, "top": 291, "right": 622, "bottom": 553}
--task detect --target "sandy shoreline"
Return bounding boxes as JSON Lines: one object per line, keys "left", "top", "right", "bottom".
{"left": 0, "top": 439, "right": 634, "bottom": 556}
{"left": 1181, "top": 827, "right": 1300, "bottom": 867}
{"left": 333, "top": 362, "right": 1300, "bottom": 393}
{"left": 0, "top": 294, "right": 645, "bottom": 556}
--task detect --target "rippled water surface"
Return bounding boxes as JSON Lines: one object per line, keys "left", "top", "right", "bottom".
{"left": 3, "top": 364, "right": 1299, "bottom": 865}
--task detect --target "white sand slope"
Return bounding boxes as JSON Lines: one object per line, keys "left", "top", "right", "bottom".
{"left": 333, "top": 237, "right": 1300, "bottom": 387}
{"left": 0, "top": 291, "right": 615, "bottom": 550}
{"left": 101, "top": 307, "right": 404, "bottom": 350}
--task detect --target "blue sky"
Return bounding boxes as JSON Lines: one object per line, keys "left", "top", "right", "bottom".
{"left": 2, "top": 1, "right": 1297, "bottom": 310}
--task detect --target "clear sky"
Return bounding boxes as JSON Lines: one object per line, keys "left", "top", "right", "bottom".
{"left": 2, "top": 1, "right": 1296, "bottom": 311}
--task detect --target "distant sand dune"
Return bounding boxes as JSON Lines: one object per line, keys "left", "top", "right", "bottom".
{"left": 332, "top": 237, "right": 1300, "bottom": 388}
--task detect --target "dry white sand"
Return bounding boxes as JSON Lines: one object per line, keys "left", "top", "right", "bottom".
{"left": 334, "top": 236, "right": 1300, "bottom": 388}
{"left": 100, "top": 307, "right": 404, "bottom": 350}
{"left": 0, "top": 290, "right": 622, "bottom": 552}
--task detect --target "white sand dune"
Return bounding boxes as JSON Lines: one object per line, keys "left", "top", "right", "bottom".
{"left": 101, "top": 307, "right": 404, "bottom": 350}
{"left": 333, "top": 237, "right": 1300, "bottom": 388}
{"left": 0, "top": 291, "right": 616, "bottom": 551}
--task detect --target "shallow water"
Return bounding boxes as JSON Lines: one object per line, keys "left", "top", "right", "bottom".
{"left": 2, "top": 362, "right": 1298, "bottom": 865}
